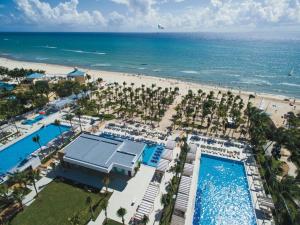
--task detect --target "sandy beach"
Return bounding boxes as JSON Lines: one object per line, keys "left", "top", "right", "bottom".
{"left": 0, "top": 57, "right": 299, "bottom": 127}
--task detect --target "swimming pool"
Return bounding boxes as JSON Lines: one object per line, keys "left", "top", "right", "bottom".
{"left": 0, "top": 124, "right": 70, "bottom": 174}
{"left": 193, "top": 154, "right": 256, "bottom": 225}
{"left": 142, "top": 144, "right": 164, "bottom": 167}
{"left": 0, "top": 82, "right": 15, "bottom": 91}
{"left": 22, "top": 114, "right": 46, "bottom": 125}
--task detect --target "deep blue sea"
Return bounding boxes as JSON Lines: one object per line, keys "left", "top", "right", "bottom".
{"left": 0, "top": 32, "right": 299, "bottom": 98}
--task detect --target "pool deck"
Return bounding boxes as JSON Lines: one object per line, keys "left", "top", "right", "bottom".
{"left": 187, "top": 135, "right": 274, "bottom": 225}
{"left": 0, "top": 111, "right": 63, "bottom": 152}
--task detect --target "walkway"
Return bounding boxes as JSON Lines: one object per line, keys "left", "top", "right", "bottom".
{"left": 89, "top": 165, "right": 156, "bottom": 225}
{"left": 23, "top": 175, "right": 54, "bottom": 206}
{"left": 158, "top": 96, "right": 181, "bottom": 132}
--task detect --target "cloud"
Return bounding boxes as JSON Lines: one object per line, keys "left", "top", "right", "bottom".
{"left": 15, "top": 0, "right": 106, "bottom": 27}
{"left": 9, "top": 0, "right": 300, "bottom": 31}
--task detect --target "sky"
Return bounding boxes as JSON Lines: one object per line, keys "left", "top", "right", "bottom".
{"left": 0, "top": 0, "right": 300, "bottom": 33}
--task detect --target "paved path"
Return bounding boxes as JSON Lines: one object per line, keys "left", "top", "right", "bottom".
{"left": 23, "top": 176, "right": 53, "bottom": 206}
{"left": 158, "top": 96, "right": 181, "bottom": 132}
{"left": 89, "top": 165, "right": 156, "bottom": 225}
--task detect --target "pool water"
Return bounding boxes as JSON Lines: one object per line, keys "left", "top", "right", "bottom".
{"left": 142, "top": 144, "right": 164, "bottom": 167}
{"left": 0, "top": 124, "right": 70, "bottom": 174}
{"left": 22, "top": 114, "right": 46, "bottom": 125}
{"left": 0, "top": 82, "right": 15, "bottom": 91}
{"left": 193, "top": 154, "right": 256, "bottom": 225}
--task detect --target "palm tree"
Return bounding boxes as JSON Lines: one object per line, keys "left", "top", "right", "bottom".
{"left": 54, "top": 119, "right": 64, "bottom": 141}
{"left": 141, "top": 215, "right": 149, "bottom": 225}
{"left": 32, "top": 134, "right": 42, "bottom": 150}
{"left": 12, "top": 188, "right": 25, "bottom": 210}
{"left": 10, "top": 171, "right": 28, "bottom": 189}
{"left": 28, "top": 169, "right": 40, "bottom": 197}
{"left": 116, "top": 207, "right": 127, "bottom": 225}
{"left": 65, "top": 114, "right": 74, "bottom": 130}
{"left": 0, "top": 183, "right": 10, "bottom": 204}
{"left": 101, "top": 198, "right": 109, "bottom": 224}
{"left": 75, "top": 109, "right": 83, "bottom": 132}
{"left": 86, "top": 196, "right": 94, "bottom": 219}
{"left": 102, "top": 176, "right": 110, "bottom": 194}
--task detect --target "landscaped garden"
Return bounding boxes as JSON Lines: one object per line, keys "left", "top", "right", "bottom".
{"left": 10, "top": 180, "right": 111, "bottom": 225}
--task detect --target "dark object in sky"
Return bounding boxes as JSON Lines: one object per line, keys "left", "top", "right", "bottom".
{"left": 158, "top": 24, "right": 165, "bottom": 30}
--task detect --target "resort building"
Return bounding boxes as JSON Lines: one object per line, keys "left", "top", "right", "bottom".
{"left": 67, "top": 68, "right": 86, "bottom": 84}
{"left": 60, "top": 133, "right": 146, "bottom": 177}
{"left": 26, "top": 72, "right": 47, "bottom": 84}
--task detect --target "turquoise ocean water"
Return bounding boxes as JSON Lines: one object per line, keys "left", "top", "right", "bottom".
{"left": 0, "top": 32, "right": 299, "bottom": 98}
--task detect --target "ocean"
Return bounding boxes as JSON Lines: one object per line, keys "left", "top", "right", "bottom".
{"left": 0, "top": 32, "right": 299, "bottom": 98}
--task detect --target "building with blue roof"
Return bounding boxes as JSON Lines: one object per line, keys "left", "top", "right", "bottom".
{"left": 67, "top": 68, "right": 86, "bottom": 84}
{"left": 61, "top": 133, "right": 146, "bottom": 176}
{"left": 26, "top": 72, "right": 47, "bottom": 84}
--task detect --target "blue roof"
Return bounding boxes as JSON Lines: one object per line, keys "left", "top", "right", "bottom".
{"left": 63, "top": 133, "right": 145, "bottom": 173}
{"left": 27, "top": 73, "right": 45, "bottom": 79}
{"left": 67, "top": 69, "right": 85, "bottom": 77}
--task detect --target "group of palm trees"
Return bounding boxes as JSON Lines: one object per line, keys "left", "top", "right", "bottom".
{"left": 78, "top": 81, "right": 179, "bottom": 125}
{"left": 0, "top": 168, "right": 40, "bottom": 220}
{"left": 172, "top": 89, "right": 249, "bottom": 138}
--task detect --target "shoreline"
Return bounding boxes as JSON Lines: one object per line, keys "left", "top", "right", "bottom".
{"left": 0, "top": 56, "right": 298, "bottom": 102}
{"left": 1, "top": 56, "right": 299, "bottom": 128}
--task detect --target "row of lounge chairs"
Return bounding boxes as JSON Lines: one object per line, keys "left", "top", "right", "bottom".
{"left": 200, "top": 144, "right": 241, "bottom": 159}
{"left": 190, "top": 135, "right": 245, "bottom": 149}
{"left": 133, "top": 183, "right": 160, "bottom": 222}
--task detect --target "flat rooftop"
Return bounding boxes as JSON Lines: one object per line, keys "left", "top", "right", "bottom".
{"left": 63, "top": 133, "right": 146, "bottom": 173}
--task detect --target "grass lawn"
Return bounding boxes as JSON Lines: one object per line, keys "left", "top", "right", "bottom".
{"left": 10, "top": 180, "right": 111, "bottom": 225}
{"left": 103, "top": 219, "right": 123, "bottom": 225}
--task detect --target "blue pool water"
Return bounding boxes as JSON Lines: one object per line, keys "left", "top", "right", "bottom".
{"left": 0, "top": 124, "right": 70, "bottom": 174}
{"left": 193, "top": 154, "right": 256, "bottom": 225}
{"left": 142, "top": 144, "right": 164, "bottom": 167}
{"left": 22, "top": 114, "right": 46, "bottom": 125}
{"left": 0, "top": 82, "right": 15, "bottom": 91}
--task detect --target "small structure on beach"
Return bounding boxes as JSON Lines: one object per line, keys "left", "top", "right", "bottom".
{"left": 60, "top": 133, "right": 145, "bottom": 177}
{"left": 26, "top": 72, "right": 47, "bottom": 84}
{"left": 67, "top": 68, "right": 86, "bottom": 84}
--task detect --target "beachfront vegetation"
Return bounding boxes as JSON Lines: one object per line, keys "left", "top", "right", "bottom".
{"left": 78, "top": 82, "right": 179, "bottom": 125}
{"left": 248, "top": 110, "right": 300, "bottom": 225}
{"left": 0, "top": 66, "right": 45, "bottom": 84}
{"left": 172, "top": 90, "right": 246, "bottom": 137}
{"left": 9, "top": 180, "right": 111, "bottom": 225}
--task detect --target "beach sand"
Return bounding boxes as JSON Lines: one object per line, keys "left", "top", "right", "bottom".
{"left": 0, "top": 57, "right": 299, "bottom": 127}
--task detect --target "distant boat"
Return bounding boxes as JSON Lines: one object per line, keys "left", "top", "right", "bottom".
{"left": 158, "top": 24, "right": 165, "bottom": 30}
{"left": 288, "top": 68, "right": 294, "bottom": 76}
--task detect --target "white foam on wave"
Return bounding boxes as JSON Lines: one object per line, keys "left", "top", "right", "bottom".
{"left": 3, "top": 38, "right": 9, "bottom": 41}
{"left": 138, "top": 67, "right": 145, "bottom": 70}
{"left": 63, "top": 49, "right": 106, "bottom": 55}
{"left": 91, "top": 63, "right": 111, "bottom": 67}
{"left": 227, "top": 74, "right": 240, "bottom": 77}
{"left": 254, "top": 74, "right": 276, "bottom": 78}
{"left": 153, "top": 69, "right": 161, "bottom": 72}
{"left": 181, "top": 70, "right": 199, "bottom": 74}
{"left": 238, "top": 78, "right": 272, "bottom": 86}
{"left": 38, "top": 45, "right": 57, "bottom": 49}
{"left": 36, "top": 57, "right": 48, "bottom": 61}
{"left": 280, "top": 82, "right": 300, "bottom": 87}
